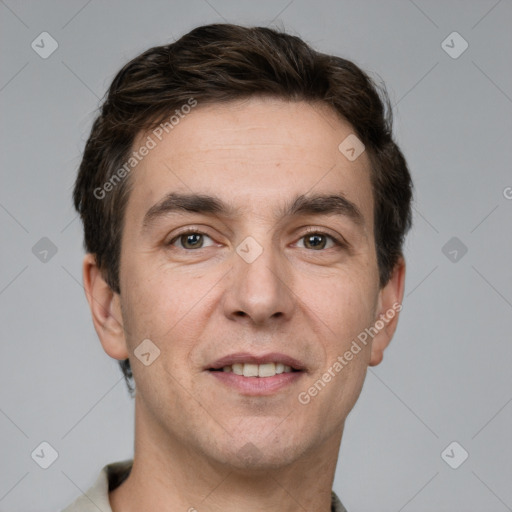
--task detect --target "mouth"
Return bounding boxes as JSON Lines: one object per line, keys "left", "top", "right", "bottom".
{"left": 209, "top": 362, "right": 301, "bottom": 377}
{"left": 207, "top": 352, "right": 306, "bottom": 375}
{"left": 206, "top": 352, "right": 306, "bottom": 395}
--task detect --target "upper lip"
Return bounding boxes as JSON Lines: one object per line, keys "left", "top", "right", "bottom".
{"left": 207, "top": 352, "right": 306, "bottom": 371}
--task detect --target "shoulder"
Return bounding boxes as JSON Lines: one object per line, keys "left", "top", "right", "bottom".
{"left": 60, "top": 459, "right": 133, "bottom": 512}
{"left": 331, "top": 490, "right": 349, "bottom": 512}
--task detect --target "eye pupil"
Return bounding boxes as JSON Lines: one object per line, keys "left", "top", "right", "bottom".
{"left": 183, "top": 233, "right": 202, "bottom": 249}
{"left": 173, "top": 232, "right": 337, "bottom": 251}
{"left": 305, "top": 234, "right": 326, "bottom": 249}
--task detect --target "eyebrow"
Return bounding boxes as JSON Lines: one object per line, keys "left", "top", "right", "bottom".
{"left": 142, "top": 191, "right": 364, "bottom": 231}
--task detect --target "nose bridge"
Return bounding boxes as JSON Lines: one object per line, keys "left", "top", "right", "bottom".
{"left": 225, "top": 234, "right": 294, "bottom": 324}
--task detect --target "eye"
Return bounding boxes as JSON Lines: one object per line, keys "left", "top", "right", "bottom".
{"left": 296, "top": 231, "right": 345, "bottom": 250}
{"left": 168, "top": 230, "right": 215, "bottom": 250}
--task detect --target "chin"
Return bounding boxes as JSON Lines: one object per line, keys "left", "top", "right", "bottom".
{"left": 225, "top": 447, "right": 301, "bottom": 473}
{"left": 207, "top": 433, "right": 308, "bottom": 472}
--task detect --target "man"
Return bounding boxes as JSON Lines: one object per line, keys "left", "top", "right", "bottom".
{"left": 64, "top": 23, "right": 413, "bottom": 512}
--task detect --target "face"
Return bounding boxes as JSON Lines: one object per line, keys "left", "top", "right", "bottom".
{"left": 101, "top": 97, "right": 401, "bottom": 469}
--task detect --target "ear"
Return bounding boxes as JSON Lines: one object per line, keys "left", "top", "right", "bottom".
{"left": 82, "top": 253, "right": 129, "bottom": 360}
{"left": 369, "top": 256, "right": 406, "bottom": 367}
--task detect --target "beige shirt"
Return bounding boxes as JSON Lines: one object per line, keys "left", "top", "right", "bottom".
{"left": 61, "top": 459, "right": 348, "bottom": 512}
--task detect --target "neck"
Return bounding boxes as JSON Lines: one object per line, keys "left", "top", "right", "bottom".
{"left": 110, "top": 395, "right": 343, "bottom": 512}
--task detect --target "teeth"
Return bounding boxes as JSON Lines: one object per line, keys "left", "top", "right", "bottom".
{"left": 221, "top": 362, "right": 295, "bottom": 377}
{"left": 258, "top": 363, "right": 275, "bottom": 377}
{"left": 243, "top": 363, "right": 259, "bottom": 377}
{"left": 232, "top": 363, "right": 243, "bottom": 375}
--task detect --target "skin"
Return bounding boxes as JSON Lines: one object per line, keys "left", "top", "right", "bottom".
{"left": 83, "top": 96, "right": 405, "bottom": 512}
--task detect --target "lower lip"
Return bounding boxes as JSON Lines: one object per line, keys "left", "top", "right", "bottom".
{"left": 208, "top": 370, "right": 304, "bottom": 395}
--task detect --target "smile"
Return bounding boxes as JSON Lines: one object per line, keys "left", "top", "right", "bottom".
{"left": 211, "top": 362, "right": 299, "bottom": 378}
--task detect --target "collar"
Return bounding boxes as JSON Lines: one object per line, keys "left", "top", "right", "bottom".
{"left": 62, "top": 459, "right": 348, "bottom": 512}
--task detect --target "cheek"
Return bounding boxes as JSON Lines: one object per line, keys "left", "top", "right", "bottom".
{"left": 121, "top": 259, "right": 194, "bottom": 334}
{"left": 120, "top": 262, "right": 216, "bottom": 377}
{"left": 319, "top": 272, "right": 377, "bottom": 408}
{"left": 300, "top": 268, "right": 378, "bottom": 344}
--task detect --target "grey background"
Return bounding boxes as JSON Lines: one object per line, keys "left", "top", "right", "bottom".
{"left": 1, "top": 1, "right": 511, "bottom": 511}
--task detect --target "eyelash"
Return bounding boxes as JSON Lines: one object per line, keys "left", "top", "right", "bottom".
{"left": 168, "top": 228, "right": 347, "bottom": 250}
{"left": 299, "top": 228, "right": 347, "bottom": 249}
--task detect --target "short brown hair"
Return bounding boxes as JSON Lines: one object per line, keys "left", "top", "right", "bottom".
{"left": 74, "top": 23, "right": 413, "bottom": 394}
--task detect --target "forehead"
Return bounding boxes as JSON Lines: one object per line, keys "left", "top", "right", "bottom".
{"left": 126, "top": 97, "right": 374, "bottom": 232}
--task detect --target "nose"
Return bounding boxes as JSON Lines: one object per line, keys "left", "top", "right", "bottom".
{"left": 222, "top": 240, "right": 295, "bottom": 326}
